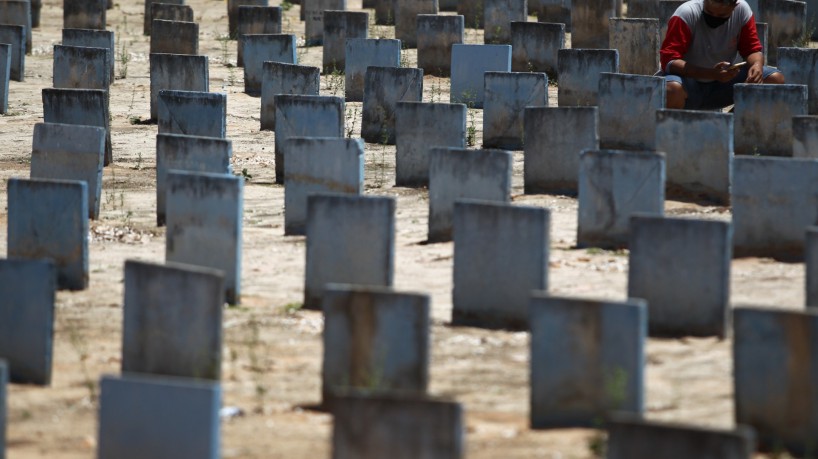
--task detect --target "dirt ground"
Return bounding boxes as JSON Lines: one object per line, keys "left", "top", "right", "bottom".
{"left": 0, "top": 1, "right": 805, "bottom": 458}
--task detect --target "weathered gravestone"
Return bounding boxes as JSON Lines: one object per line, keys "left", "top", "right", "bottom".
{"left": 793, "top": 115, "right": 818, "bottom": 158}
{"left": 63, "top": 0, "right": 105, "bottom": 30}
{"left": 0, "top": 0, "right": 31, "bottom": 54}
{"left": 375, "top": 0, "right": 395, "bottom": 24}
{"left": 7, "top": 178, "right": 88, "bottom": 290}
{"left": 608, "top": 18, "right": 659, "bottom": 75}
{"left": 416, "top": 14, "right": 463, "bottom": 77}
{"left": 598, "top": 73, "right": 665, "bottom": 150}
{"left": 304, "top": 194, "right": 395, "bottom": 309}
{"left": 761, "top": 0, "right": 806, "bottom": 64}
{"left": 577, "top": 149, "right": 665, "bottom": 248}
{"left": 0, "top": 44, "right": 8, "bottom": 113}
{"left": 484, "top": 0, "right": 526, "bottom": 44}
{"left": 331, "top": 391, "right": 464, "bottom": 459}
{"left": 452, "top": 201, "right": 549, "bottom": 330}
{"left": 529, "top": 294, "right": 646, "bottom": 428}
{"left": 572, "top": 0, "right": 616, "bottom": 48}
{"left": 557, "top": 49, "right": 619, "bottom": 106}
{"left": 0, "top": 259, "right": 55, "bottom": 385}
{"left": 361, "top": 66, "right": 424, "bottom": 144}
{"left": 440, "top": 0, "right": 457, "bottom": 9}
{"left": 428, "top": 148, "right": 512, "bottom": 242}
{"left": 628, "top": 215, "right": 732, "bottom": 337}
{"left": 323, "top": 10, "right": 368, "bottom": 73}
{"left": 734, "top": 84, "right": 807, "bottom": 156}
{"left": 482, "top": 71, "right": 548, "bottom": 150}
{"left": 97, "top": 374, "right": 220, "bottom": 459}
{"left": 149, "top": 53, "right": 208, "bottom": 120}
{"left": 31, "top": 123, "right": 105, "bottom": 219}
{"left": 150, "top": 3, "right": 194, "bottom": 37}
{"left": 304, "top": 0, "right": 345, "bottom": 45}
{"left": 511, "top": 21, "right": 564, "bottom": 77}
{"left": 655, "top": 109, "right": 733, "bottom": 204}
{"left": 0, "top": 25, "right": 24, "bottom": 81}
{"left": 734, "top": 307, "right": 818, "bottom": 456}
{"left": 228, "top": 0, "right": 268, "bottom": 38}
{"left": 395, "top": 101, "right": 466, "bottom": 186}
{"left": 539, "top": 0, "right": 571, "bottom": 29}
{"left": 628, "top": 0, "right": 659, "bottom": 18}
{"left": 450, "top": 44, "right": 511, "bottom": 108}
{"left": 157, "top": 90, "right": 227, "bottom": 138}
{"left": 0, "top": 359, "right": 5, "bottom": 457}
{"left": 30, "top": 0, "right": 40, "bottom": 27}
{"left": 806, "top": 226, "right": 818, "bottom": 305}
{"left": 260, "top": 62, "right": 319, "bottom": 130}
{"left": 53, "top": 44, "right": 110, "bottom": 89}
{"left": 457, "top": 0, "right": 484, "bottom": 28}
{"left": 143, "top": 0, "right": 184, "bottom": 35}
{"left": 150, "top": 20, "right": 199, "bottom": 55}
{"left": 274, "top": 94, "right": 344, "bottom": 183}
{"left": 395, "top": 0, "right": 438, "bottom": 48}
{"left": 732, "top": 156, "right": 818, "bottom": 258}
{"left": 345, "top": 38, "right": 400, "bottom": 101}
{"left": 777, "top": 48, "right": 818, "bottom": 115}
{"left": 122, "top": 260, "right": 225, "bottom": 380}
{"left": 42, "top": 88, "right": 111, "bottom": 165}
{"left": 756, "top": 22, "right": 769, "bottom": 59}
{"left": 237, "top": 6, "right": 282, "bottom": 67}
{"left": 524, "top": 106, "right": 599, "bottom": 194}
{"left": 62, "top": 28, "right": 115, "bottom": 84}
{"left": 241, "top": 34, "right": 296, "bottom": 95}
{"left": 156, "top": 134, "right": 231, "bottom": 226}
{"left": 284, "top": 137, "right": 364, "bottom": 235}
{"left": 659, "top": 0, "right": 686, "bottom": 41}
{"left": 322, "top": 285, "right": 429, "bottom": 405}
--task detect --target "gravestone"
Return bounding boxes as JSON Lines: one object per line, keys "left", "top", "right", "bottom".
{"left": 304, "top": 194, "right": 395, "bottom": 309}
{"left": 149, "top": 53, "right": 208, "bottom": 120}
{"left": 777, "top": 48, "right": 818, "bottom": 115}
{"left": 524, "top": 106, "right": 599, "bottom": 194}
{"left": 63, "top": 0, "right": 105, "bottom": 30}
{"left": 540, "top": 1, "right": 571, "bottom": 31}
{"left": 762, "top": 0, "right": 806, "bottom": 64}
{"left": 62, "top": 28, "right": 115, "bottom": 84}
{"left": 458, "top": 0, "right": 484, "bottom": 28}
{"left": 793, "top": 115, "right": 818, "bottom": 158}
{"left": 659, "top": 0, "right": 686, "bottom": 41}
{"left": 149, "top": 3, "right": 193, "bottom": 37}
{"left": 0, "top": 44, "right": 7, "bottom": 113}
{"left": 241, "top": 34, "right": 296, "bottom": 95}
{"left": 0, "top": 359, "right": 4, "bottom": 457}
{"left": 395, "top": 0, "right": 438, "bottom": 48}
{"left": 0, "top": 259, "right": 55, "bottom": 385}
{"left": 305, "top": 0, "right": 345, "bottom": 45}
{"left": 628, "top": 215, "right": 732, "bottom": 337}
{"left": 284, "top": 137, "right": 364, "bottom": 235}
{"left": 732, "top": 156, "right": 818, "bottom": 258}
{"left": 577, "top": 149, "right": 665, "bottom": 248}
{"left": 452, "top": 201, "right": 549, "bottom": 330}
{"left": 31, "top": 123, "right": 105, "bottom": 219}
{"left": 150, "top": 20, "right": 199, "bottom": 55}
{"left": 482, "top": 71, "right": 548, "bottom": 150}
{"left": 322, "top": 285, "right": 430, "bottom": 405}
{"left": 628, "top": 0, "right": 659, "bottom": 17}
{"left": 0, "top": 24, "right": 24, "bottom": 81}
{"left": 557, "top": 49, "right": 619, "bottom": 106}
{"left": 530, "top": 294, "right": 646, "bottom": 428}
{"left": 345, "top": 38, "right": 401, "bottom": 101}
{"left": 572, "top": 0, "right": 616, "bottom": 48}
{"left": 428, "top": 148, "right": 513, "bottom": 242}
{"left": 237, "top": 6, "right": 282, "bottom": 67}
{"left": 440, "top": 0, "right": 457, "bottom": 9}
{"left": 274, "top": 94, "right": 344, "bottom": 183}
{"left": 734, "top": 307, "right": 818, "bottom": 456}
{"left": 484, "top": 0, "right": 526, "bottom": 44}
{"left": 323, "top": 10, "right": 368, "bottom": 73}
{"left": 166, "top": 171, "right": 243, "bottom": 305}
{"left": 260, "top": 62, "right": 320, "bottom": 130}
{"left": 228, "top": 0, "right": 268, "bottom": 38}
{"left": 449, "top": 44, "right": 511, "bottom": 108}
{"left": 53, "top": 44, "right": 110, "bottom": 89}
{"left": 122, "top": 260, "right": 225, "bottom": 380}
{"left": 157, "top": 90, "right": 227, "bottom": 138}
{"left": 416, "top": 14, "right": 463, "bottom": 77}
{"left": 655, "top": 109, "right": 733, "bottom": 204}
{"left": 511, "top": 21, "right": 564, "bottom": 77}
{"left": 156, "top": 134, "right": 232, "bottom": 226}
{"left": 7, "top": 178, "right": 88, "bottom": 290}
{"left": 30, "top": 0, "right": 40, "bottom": 26}
{"left": 375, "top": 0, "right": 395, "bottom": 24}
{"left": 608, "top": 18, "right": 659, "bottom": 75}
{"left": 807, "top": 226, "right": 818, "bottom": 305}
{"left": 42, "top": 88, "right": 111, "bottom": 165}
{"left": 144, "top": 0, "right": 184, "bottom": 35}
{"left": 734, "top": 84, "right": 807, "bottom": 156}
{"left": 97, "top": 374, "right": 220, "bottom": 459}
{"left": 331, "top": 391, "right": 464, "bottom": 459}
{"left": 395, "top": 102, "right": 467, "bottom": 186}
{"left": 598, "top": 72, "right": 665, "bottom": 150}
{"left": 0, "top": 0, "right": 31, "bottom": 53}
{"left": 361, "top": 66, "right": 424, "bottom": 144}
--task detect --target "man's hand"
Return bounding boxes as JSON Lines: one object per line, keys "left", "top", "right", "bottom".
{"left": 713, "top": 61, "right": 740, "bottom": 82}
{"left": 745, "top": 62, "right": 763, "bottom": 83}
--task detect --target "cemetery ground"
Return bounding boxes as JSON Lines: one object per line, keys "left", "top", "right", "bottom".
{"left": 0, "top": 0, "right": 808, "bottom": 458}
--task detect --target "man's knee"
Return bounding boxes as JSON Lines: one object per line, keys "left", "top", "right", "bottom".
{"left": 666, "top": 81, "right": 686, "bottom": 109}
{"left": 764, "top": 71, "right": 785, "bottom": 84}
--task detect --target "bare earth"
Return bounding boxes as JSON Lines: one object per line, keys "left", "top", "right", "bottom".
{"left": 0, "top": 1, "right": 802, "bottom": 458}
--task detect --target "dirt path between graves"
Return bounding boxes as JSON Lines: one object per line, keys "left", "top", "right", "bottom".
{"left": 0, "top": 1, "right": 805, "bottom": 458}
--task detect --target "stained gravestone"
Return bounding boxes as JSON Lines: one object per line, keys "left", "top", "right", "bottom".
{"left": 31, "top": 123, "right": 105, "bottom": 219}
{"left": 608, "top": 18, "right": 659, "bottom": 75}
{"left": 732, "top": 156, "right": 818, "bottom": 258}
{"left": 7, "top": 178, "right": 88, "bottom": 290}
{"left": 97, "top": 374, "right": 220, "bottom": 459}
{"left": 228, "top": 0, "right": 268, "bottom": 38}
{"left": 539, "top": 0, "right": 572, "bottom": 30}
{"left": 237, "top": 6, "right": 282, "bottom": 67}
{"left": 659, "top": 0, "right": 686, "bottom": 41}
{"left": 149, "top": 3, "right": 193, "bottom": 37}
{"left": 530, "top": 294, "right": 646, "bottom": 428}
{"left": 395, "top": 0, "right": 438, "bottom": 48}
{"left": 241, "top": 34, "right": 296, "bottom": 95}
{"left": 628, "top": 0, "right": 659, "bottom": 18}
{"left": 807, "top": 227, "right": 818, "bottom": 305}
{"left": 323, "top": 10, "right": 368, "bottom": 73}
{"left": 361, "top": 66, "right": 424, "bottom": 144}
{"left": 150, "top": 20, "right": 199, "bottom": 55}
{"left": 157, "top": 90, "right": 227, "bottom": 138}
{"left": 482, "top": 71, "right": 548, "bottom": 150}
{"left": 756, "top": 22, "right": 769, "bottom": 59}
{"left": 598, "top": 73, "right": 665, "bottom": 150}
{"left": 416, "top": 14, "right": 463, "bottom": 77}
{"left": 777, "top": 48, "right": 818, "bottom": 115}
{"left": 0, "top": 44, "right": 8, "bottom": 114}
{"left": 149, "top": 53, "right": 209, "bottom": 120}
{"left": 395, "top": 102, "right": 467, "bottom": 186}
{"left": 322, "top": 285, "right": 430, "bottom": 405}
{"left": 166, "top": 171, "right": 243, "bottom": 305}
{"left": 156, "top": 134, "right": 231, "bottom": 226}
{"left": 0, "top": 25, "right": 24, "bottom": 81}
{"left": 524, "top": 106, "right": 599, "bottom": 194}
{"left": 284, "top": 137, "right": 364, "bottom": 235}
{"left": 511, "top": 21, "right": 564, "bottom": 77}
{"left": 557, "top": 49, "right": 619, "bottom": 106}
{"left": 572, "top": 0, "right": 616, "bottom": 48}
{"left": 458, "top": 0, "right": 484, "bottom": 28}
{"left": 440, "top": 0, "right": 457, "bottom": 9}
{"left": 30, "top": 0, "right": 40, "bottom": 26}
{"left": 484, "top": 0, "right": 526, "bottom": 44}
{"left": 331, "top": 391, "right": 464, "bottom": 459}
{"left": 655, "top": 109, "right": 733, "bottom": 204}
{"left": 0, "top": 359, "right": 5, "bottom": 456}
{"left": 793, "top": 115, "right": 818, "bottom": 158}
{"left": 762, "top": 0, "right": 806, "bottom": 64}
{"left": 63, "top": 0, "right": 106, "bottom": 30}
{"left": 428, "top": 148, "right": 513, "bottom": 242}
{"left": 42, "top": 88, "right": 112, "bottom": 165}
{"left": 260, "top": 62, "right": 319, "bottom": 130}
{"left": 62, "top": 28, "right": 115, "bottom": 84}
{"left": 143, "top": 0, "right": 184, "bottom": 35}
{"left": 577, "top": 149, "right": 665, "bottom": 248}
{"left": 304, "top": 194, "right": 395, "bottom": 309}
{"left": 375, "top": 0, "right": 395, "bottom": 24}
{"left": 452, "top": 201, "right": 549, "bottom": 330}
{"left": 734, "top": 84, "right": 808, "bottom": 156}
{"left": 274, "top": 94, "right": 344, "bottom": 183}
{"left": 449, "top": 44, "right": 511, "bottom": 108}
{"left": 734, "top": 307, "right": 818, "bottom": 456}
{"left": 53, "top": 44, "right": 110, "bottom": 89}
{"left": 345, "top": 38, "right": 401, "bottom": 101}
{"left": 305, "top": 0, "right": 345, "bottom": 45}
{"left": 122, "top": 260, "right": 225, "bottom": 380}
{"left": 0, "top": 0, "right": 31, "bottom": 53}
{"left": 0, "top": 259, "right": 56, "bottom": 385}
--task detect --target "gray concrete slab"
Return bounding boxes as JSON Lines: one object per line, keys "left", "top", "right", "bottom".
{"left": 395, "top": 101, "right": 466, "bottom": 187}
{"left": 344, "top": 38, "right": 400, "bottom": 101}
{"left": 149, "top": 53, "right": 209, "bottom": 120}
{"left": 482, "top": 71, "right": 548, "bottom": 150}
{"left": 41, "top": 87, "right": 111, "bottom": 166}
{"left": 734, "top": 83, "right": 807, "bottom": 157}
{"left": 157, "top": 90, "right": 227, "bottom": 138}
{"left": 0, "top": 25, "right": 25, "bottom": 81}
{"left": 150, "top": 19, "right": 198, "bottom": 55}
{"left": 557, "top": 49, "right": 618, "bottom": 106}
{"left": 511, "top": 21, "right": 564, "bottom": 77}
{"left": 323, "top": 10, "right": 368, "bottom": 73}
{"left": 598, "top": 72, "right": 664, "bottom": 150}
{"left": 62, "top": 28, "right": 115, "bottom": 84}
{"left": 608, "top": 18, "right": 659, "bottom": 75}
{"left": 241, "top": 34, "right": 296, "bottom": 95}
{"left": 361, "top": 66, "right": 424, "bottom": 144}
{"left": 416, "top": 14, "right": 463, "bottom": 77}
{"left": 449, "top": 43, "right": 511, "bottom": 108}
{"left": 260, "top": 62, "right": 320, "bottom": 130}
{"left": 237, "top": 6, "right": 282, "bottom": 67}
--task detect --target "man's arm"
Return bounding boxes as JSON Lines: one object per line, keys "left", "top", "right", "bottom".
{"left": 667, "top": 59, "right": 739, "bottom": 82}
{"left": 745, "top": 51, "right": 764, "bottom": 83}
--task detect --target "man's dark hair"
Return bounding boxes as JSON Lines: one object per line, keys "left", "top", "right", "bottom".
{"left": 707, "top": 0, "right": 739, "bottom": 5}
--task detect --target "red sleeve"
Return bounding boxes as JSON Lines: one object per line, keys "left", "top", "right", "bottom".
{"left": 738, "top": 15, "right": 763, "bottom": 57}
{"left": 660, "top": 16, "right": 692, "bottom": 71}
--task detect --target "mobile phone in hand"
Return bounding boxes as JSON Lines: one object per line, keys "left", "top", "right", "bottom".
{"left": 728, "top": 61, "right": 747, "bottom": 70}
